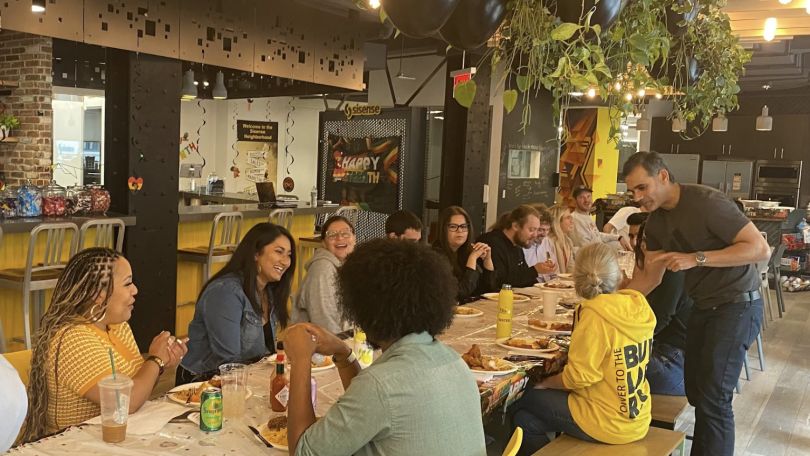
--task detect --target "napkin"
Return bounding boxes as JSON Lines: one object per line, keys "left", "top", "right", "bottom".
{"left": 85, "top": 401, "right": 190, "bottom": 435}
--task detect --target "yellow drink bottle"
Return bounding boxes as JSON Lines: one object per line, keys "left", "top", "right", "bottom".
{"left": 496, "top": 284, "right": 514, "bottom": 339}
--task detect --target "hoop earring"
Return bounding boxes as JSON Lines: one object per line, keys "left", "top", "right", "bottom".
{"left": 88, "top": 303, "right": 106, "bottom": 322}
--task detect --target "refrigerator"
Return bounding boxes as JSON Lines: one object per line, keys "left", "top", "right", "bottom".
{"left": 701, "top": 160, "right": 753, "bottom": 200}
{"left": 659, "top": 153, "right": 700, "bottom": 184}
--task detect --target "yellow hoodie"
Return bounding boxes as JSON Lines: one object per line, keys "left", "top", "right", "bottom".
{"left": 561, "top": 289, "right": 657, "bottom": 444}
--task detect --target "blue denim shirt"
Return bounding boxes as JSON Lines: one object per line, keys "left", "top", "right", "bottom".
{"left": 181, "top": 273, "right": 276, "bottom": 375}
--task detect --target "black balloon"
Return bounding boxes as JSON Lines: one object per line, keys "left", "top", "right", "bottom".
{"left": 381, "top": 0, "right": 460, "bottom": 38}
{"left": 666, "top": 0, "right": 699, "bottom": 37}
{"left": 555, "top": 0, "right": 627, "bottom": 30}
{"left": 438, "top": 0, "right": 507, "bottom": 51}
{"left": 650, "top": 56, "right": 702, "bottom": 84}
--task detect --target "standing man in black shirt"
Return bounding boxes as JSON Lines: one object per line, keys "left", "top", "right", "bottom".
{"left": 478, "top": 205, "right": 555, "bottom": 289}
{"left": 624, "top": 152, "right": 770, "bottom": 456}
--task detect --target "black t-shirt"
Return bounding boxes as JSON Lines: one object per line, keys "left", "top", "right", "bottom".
{"left": 477, "top": 230, "right": 537, "bottom": 289}
{"left": 645, "top": 184, "right": 760, "bottom": 308}
{"left": 647, "top": 270, "right": 692, "bottom": 350}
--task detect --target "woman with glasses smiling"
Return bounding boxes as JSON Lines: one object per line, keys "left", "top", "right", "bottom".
{"left": 432, "top": 206, "right": 495, "bottom": 302}
{"left": 292, "top": 215, "right": 356, "bottom": 333}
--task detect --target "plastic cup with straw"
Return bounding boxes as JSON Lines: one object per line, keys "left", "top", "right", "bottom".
{"left": 99, "top": 348, "right": 133, "bottom": 442}
{"left": 107, "top": 348, "right": 122, "bottom": 414}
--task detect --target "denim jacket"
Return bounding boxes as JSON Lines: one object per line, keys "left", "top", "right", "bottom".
{"left": 181, "top": 273, "right": 276, "bottom": 375}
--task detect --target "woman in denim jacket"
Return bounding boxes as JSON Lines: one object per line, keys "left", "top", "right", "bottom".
{"left": 177, "top": 223, "right": 296, "bottom": 384}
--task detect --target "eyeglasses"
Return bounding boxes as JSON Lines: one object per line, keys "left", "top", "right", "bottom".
{"left": 325, "top": 230, "right": 353, "bottom": 240}
{"left": 447, "top": 223, "right": 469, "bottom": 232}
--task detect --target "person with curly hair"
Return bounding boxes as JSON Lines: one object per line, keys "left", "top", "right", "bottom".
{"left": 21, "top": 248, "right": 187, "bottom": 442}
{"left": 283, "top": 239, "right": 487, "bottom": 456}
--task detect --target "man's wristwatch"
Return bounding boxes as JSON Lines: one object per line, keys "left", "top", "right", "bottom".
{"left": 695, "top": 251, "right": 707, "bottom": 267}
{"left": 332, "top": 350, "right": 357, "bottom": 368}
{"left": 145, "top": 355, "right": 166, "bottom": 375}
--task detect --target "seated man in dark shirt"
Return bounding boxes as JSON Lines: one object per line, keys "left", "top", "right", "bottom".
{"left": 628, "top": 212, "right": 692, "bottom": 396}
{"left": 478, "top": 205, "right": 554, "bottom": 289}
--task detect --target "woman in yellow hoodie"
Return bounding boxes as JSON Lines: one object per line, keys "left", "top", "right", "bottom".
{"left": 511, "top": 242, "right": 656, "bottom": 454}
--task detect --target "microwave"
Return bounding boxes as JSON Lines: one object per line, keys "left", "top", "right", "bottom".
{"left": 752, "top": 184, "right": 800, "bottom": 208}
{"left": 754, "top": 160, "right": 802, "bottom": 186}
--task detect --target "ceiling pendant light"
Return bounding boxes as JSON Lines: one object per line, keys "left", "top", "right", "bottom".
{"left": 779, "top": 0, "right": 792, "bottom": 4}
{"left": 712, "top": 114, "right": 728, "bottom": 132}
{"left": 212, "top": 71, "right": 228, "bottom": 100}
{"left": 671, "top": 115, "right": 686, "bottom": 132}
{"left": 764, "top": 18, "right": 777, "bottom": 42}
{"left": 756, "top": 105, "right": 773, "bottom": 131}
{"left": 636, "top": 106, "right": 650, "bottom": 131}
{"left": 31, "top": 0, "right": 45, "bottom": 12}
{"left": 181, "top": 69, "right": 197, "bottom": 100}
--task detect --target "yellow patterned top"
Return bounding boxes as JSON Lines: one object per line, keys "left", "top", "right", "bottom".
{"left": 46, "top": 322, "right": 143, "bottom": 434}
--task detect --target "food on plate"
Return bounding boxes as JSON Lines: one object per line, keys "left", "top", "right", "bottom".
{"left": 262, "top": 416, "right": 288, "bottom": 447}
{"left": 544, "top": 281, "right": 574, "bottom": 289}
{"left": 311, "top": 356, "right": 334, "bottom": 369}
{"left": 462, "top": 344, "right": 512, "bottom": 371}
{"left": 454, "top": 306, "right": 480, "bottom": 315}
{"left": 171, "top": 382, "right": 208, "bottom": 403}
{"left": 207, "top": 376, "right": 222, "bottom": 388}
{"left": 528, "top": 319, "right": 574, "bottom": 332}
{"left": 504, "top": 336, "right": 555, "bottom": 350}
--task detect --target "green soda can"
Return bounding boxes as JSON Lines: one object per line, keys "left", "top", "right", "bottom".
{"left": 200, "top": 387, "right": 223, "bottom": 432}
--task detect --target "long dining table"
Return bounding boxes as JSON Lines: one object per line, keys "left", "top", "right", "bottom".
{"left": 9, "top": 287, "right": 572, "bottom": 455}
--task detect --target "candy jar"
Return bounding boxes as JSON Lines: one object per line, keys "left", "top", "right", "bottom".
{"left": 17, "top": 180, "right": 42, "bottom": 217}
{"left": 72, "top": 185, "right": 93, "bottom": 215}
{"left": 0, "top": 187, "right": 17, "bottom": 218}
{"left": 42, "top": 180, "right": 67, "bottom": 217}
{"left": 90, "top": 185, "right": 111, "bottom": 214}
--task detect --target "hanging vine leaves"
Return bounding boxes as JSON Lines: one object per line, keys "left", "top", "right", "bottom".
{"left": 503, "top": 89, "right": 518, "bottom": 113}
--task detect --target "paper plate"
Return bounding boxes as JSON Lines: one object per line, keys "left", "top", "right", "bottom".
{"left": 482, "top": 293, "right": 530, "bottom": 303}
{"left": 527, "top": 318, "right": 573, "bottom": 335}
{"left": 496, "top": 337, "right": 560, "bottom": 354}
{"left": 454, "top": 306, "right": 484, "bottom": 318}
{"left": 267, "top": 353, "right": 335, "bottom": 373}
{"left": 167, "top": 381, "right": 253, "bottom": 407}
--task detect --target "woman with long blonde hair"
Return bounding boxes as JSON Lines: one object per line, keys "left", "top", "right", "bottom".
{"left": 548, "top": 205, "right": 576, "bottom": 274}
{"left": 22, "top": 248, "right": 186, "bottom": 442}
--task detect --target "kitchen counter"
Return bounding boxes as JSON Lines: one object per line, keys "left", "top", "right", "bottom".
{"left": 0, "top": 213, "right": 136, "bottom": 234}
{"left": 179, "top": 190, "right": 258, "bottom": 205}
{"left": 178, "top": 202, "right": 339, "bottom": 222}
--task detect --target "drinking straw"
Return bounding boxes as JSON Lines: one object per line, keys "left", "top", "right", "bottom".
{"left": 107, "top": 348, "right": 122, "bottom": 417}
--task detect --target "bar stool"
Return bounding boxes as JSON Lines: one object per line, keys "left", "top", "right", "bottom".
{"left": 79, "top": 218, "right": 126, "bottom": 252}
{"left": 177, "top": 211, "right": 243, "bottom": 284}
{"left": 768, "top": 243, "right": 787, "bottom": 318}
{"left": 0, "top": 222, "right": 79, "bottom": 349}
{"left": 269, "top": 209, "right": 294, "bottom": 232}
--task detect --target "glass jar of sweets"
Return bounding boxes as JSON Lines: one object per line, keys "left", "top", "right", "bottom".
{"left": 89, "top": 185, "right": 111, "bottom": 214}
{"left": 17, "top": 180, "right": 42, "bottom": 217}
{"left": 42, "top": 180, "right": 67, "bottom": 217}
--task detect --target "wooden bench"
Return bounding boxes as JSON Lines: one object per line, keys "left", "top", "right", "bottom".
{"left": 533, "top": 427, "right": 686, "bottom": 456}
{"left": 651, "top": 395, "right": 690, "bottom": 430}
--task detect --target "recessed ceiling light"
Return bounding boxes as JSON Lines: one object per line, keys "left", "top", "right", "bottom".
{"left": 764, "top": 17, "right": 777, "bottom": 42}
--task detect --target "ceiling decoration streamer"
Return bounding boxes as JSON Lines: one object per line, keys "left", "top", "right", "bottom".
{"left": 230, "top": 102, "right": 240, "bottom": 168}
{"left": 285, "top": 98, "right": 296, "bottom": 176}
{"left": 194, "top": 99, "right": 207, "bottom": 170}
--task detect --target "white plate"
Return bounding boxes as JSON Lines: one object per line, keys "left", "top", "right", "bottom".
{"left": 496, "top": 337, "right": 560, "bottom": 354}
{"left": 469, "top": 359, "right": 518, "bottom": 381}
{"left": 167, "top": 381, "right": 253, "bottom": 407}
{"left": 527, "top": 318, "right": 573, "bottom": 335}
{"left": 454, "top": 307, "right": 484, "bottom": 318}
{"left": 534, "top": 282, "right": 576, "bottom": 291}
{"left": 482, "top": 293, "right": 530, "bottom": 303}
{"left": 255, "top": 422, "right": 288, "bottom": 451}
{"left": 267, "top": 354, "right": 336, "bottom": 373}
{"left": 556, "top": 273, "right": 573, "bottom": 280}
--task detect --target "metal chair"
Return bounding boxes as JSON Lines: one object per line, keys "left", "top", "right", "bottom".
{"left": 335, "top": 206, "right": 359, "bottom": 227}
{"left": 768, "top": 243, "right": 787, "bottom": 318}
{"left": 269, "top": 209, "right": 294, "bottom": 232}
{"left": 79, "top": 218, "right": 126, "bottom": 252}
{"left": 177, "top": 212, "right": 243, "bottom": 284}
{"left": 0, "top": 223, "right": 79, "bottom": 349}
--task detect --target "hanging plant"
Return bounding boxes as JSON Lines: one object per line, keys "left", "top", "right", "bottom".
{"left": 449, "top": 0, "right": 749, "bottom": 139}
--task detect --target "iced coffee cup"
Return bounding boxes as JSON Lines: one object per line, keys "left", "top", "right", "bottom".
{"left": 98, "top": 375, "right": 133, "bottom": 443}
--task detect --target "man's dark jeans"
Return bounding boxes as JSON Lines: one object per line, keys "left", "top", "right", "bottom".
{"left": 685, "top": 298, "right": 763, "bottom": 456}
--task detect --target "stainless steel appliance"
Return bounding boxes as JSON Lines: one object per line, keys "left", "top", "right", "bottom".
{"left": 701, "top": 160, "right": 753, "bottom": 200}
{"left": 752, "top": 184, "right": 800, "bottom": 208}
{"left": 659, "top": 153, "right": 700, "bottom": 184}
{"left": 754, "top": 160, "right": 802, "bottom": 186}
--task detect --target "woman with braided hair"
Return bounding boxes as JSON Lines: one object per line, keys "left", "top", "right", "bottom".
{"left": 21, "top": 248, "right": 187, "bottom": 442}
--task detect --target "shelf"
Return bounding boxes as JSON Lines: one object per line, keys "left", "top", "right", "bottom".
{"left": 0, "top": 137, "right": 19, "bottom": 143}
{"left": 0, "top": 80, "right": 19, "bottom": 96}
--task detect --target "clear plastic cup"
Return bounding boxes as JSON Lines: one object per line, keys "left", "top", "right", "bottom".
{"left": 98, "top": 375, "right": 133, "bottom": 443}
{"left": 542, "top": 290, "right": 559, "bottom": 320}
{"left": 219, "top": 363, "right": 248, "bottom": 419}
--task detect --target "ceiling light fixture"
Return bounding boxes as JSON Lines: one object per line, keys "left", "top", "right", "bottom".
{"left": 212, "top": 71, "right": 228, "bottom": 100}
{"left": 756, "top": 105, "right": 773, "bottom": 131}
{"left": 181, "top": 69, "right": 198, "bottom": 100}
{"left": 654, "top": 92, "right": 663, "bottom": 99}
{"left": 586, "top": 87, "right": 597, "bottom": 98}
{"left": 637, "top": 88, "right": 646, "bottom": 98}
{"left": 368, "top": 0, "right": 381, "bottom": 8}
{"left": 712, "top": 114, "right": 728, "bottom": 132}
{"left": 624, "top": 92, "right": 633, "bottom": 101}
{"left": 671, "top": 116, "right": 686, "bottom": 132}
{"left": 764, "top": 17, "right": 777, "bottom": 42}
{"left": 636, "top": 106, "right": 650, "bottom": 131}
{"left": 31, "top": 0, "right": 45, "bottom": 12}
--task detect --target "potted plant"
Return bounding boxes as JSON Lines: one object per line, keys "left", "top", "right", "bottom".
{"left": 0, "top": 114, "right": 20, "bottom": 140}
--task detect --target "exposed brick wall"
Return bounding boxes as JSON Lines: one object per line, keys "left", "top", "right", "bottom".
{"left": 0, "top": 31, "right": 52, "bottom": 187}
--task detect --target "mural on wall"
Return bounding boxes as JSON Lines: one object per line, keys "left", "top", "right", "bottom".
{"left": 559, "top": 108, "right": 598, "bottom": 201}
{"left": 234, "top": 120, "right": 278, "bottom": 194}
{"left": 324, "top": 134, "right": 399, "bottom": 213}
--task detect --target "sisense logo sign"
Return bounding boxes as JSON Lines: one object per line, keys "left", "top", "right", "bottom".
{"left": 343, "top": 104, "right": 381, "bottom": 120}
